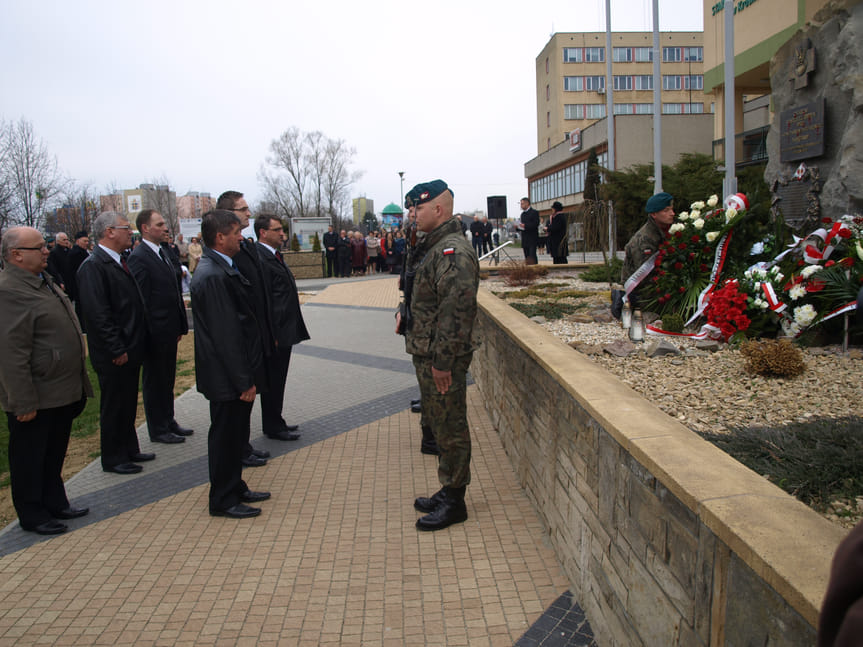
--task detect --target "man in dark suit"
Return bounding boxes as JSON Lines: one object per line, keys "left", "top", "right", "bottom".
{"left": 76, "top": 212, "right": 154, "bottom": 475}
{"left": 66, "top": 230, "right": 90, "bottom": 326}
{"left": 518, "top": 197, "right": 540, "bottom": 264}
{"left": 127, "top": 209, "right": 193, "bottom": 445}
{"left": 254, "top": 215, "right": 310, "bottom": 441}
{"left": 322, "top": 224, "right": 338, "bottom": 278}
{"left": 216, "top": 190, "right": 276, "bottom": 468}
{"left": 0, "top": 227, "right": 94, "bottom": 535}
{"left": 46, "top": 232, "right": 71, "bottom": 289}
{"left": 191, "top": 209, "right": 269, "bottom": 519}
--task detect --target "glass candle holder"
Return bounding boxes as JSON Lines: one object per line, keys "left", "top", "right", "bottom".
{"left": 629, "top": 309, "right": 644, "bottom": 342}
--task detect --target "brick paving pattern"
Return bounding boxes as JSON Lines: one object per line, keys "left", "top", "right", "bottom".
{"left": 0, "top": 274, "right": 596, "bottom": 645}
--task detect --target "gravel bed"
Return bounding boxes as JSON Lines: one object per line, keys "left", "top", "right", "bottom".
{"left": 483, "top": 273, "right": 863, "bottom": 527}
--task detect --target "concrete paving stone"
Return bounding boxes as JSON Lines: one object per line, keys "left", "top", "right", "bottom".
{"left": 0, "top": 278, "right": 595, "bottom": 645}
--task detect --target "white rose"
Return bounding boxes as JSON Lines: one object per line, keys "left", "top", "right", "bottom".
{"left": 706, "top": 231, "right": 719, "bottom": 243}
{"left": 800, "top": 264, "right": 822, "bottom": 278}
{"left": 725, "top": 208, "right": 738, "bottom": 223}
{"left": 669, "top": 223, "right": 685, "bottom": 234}
{"left": 794, "top": 304, "right": 817, "bottom": 327}
{"left": 707, "top": 195, "right": 719, "bottom": 208}
{"left": 692, "top": 218, "right": 705, "bottom": 230}
{"left": 690, "top": 210, "right": 701, "bottom": 220}
{"left": 691, "top": 201, "right": 705, "bottom": 210}
{"left": 678, "top": 211, "right": 689, "bottom": 221}
{"left": 856, "top": 241, "right": 863, "bottom": 261}
{"left": 789, "top": 285, "right": 806, "bottom": 301}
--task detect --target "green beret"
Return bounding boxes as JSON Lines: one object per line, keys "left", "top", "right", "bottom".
{"left": 404, "top": 187, "right": 420, "bottom": 209}
{"left": 409, "top": 180, "right": 452, "bottom": 206}
{"left": 645, "top": 192, "right": 673, "bottom": 214}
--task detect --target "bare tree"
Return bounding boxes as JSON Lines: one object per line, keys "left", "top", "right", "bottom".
{"left": 0, "top": 120, "right": 15, "bottom": 232}
{"left": 1, "top": 118, "right": 67, "bottom": 229}
{"left": 259, "top": 127, "right": 361, "bottom": 225}
{"left": 46, "top": 181, "right": 100, "bottom": 234}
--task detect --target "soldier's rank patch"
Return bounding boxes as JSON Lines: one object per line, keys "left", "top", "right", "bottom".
{"left": 443, "top": 248, "right": 455, "bottom": 255}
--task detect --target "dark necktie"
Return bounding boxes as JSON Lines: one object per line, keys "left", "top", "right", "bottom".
{"left": 276, "top": 250, "right": 284, "bottom": 264}
{"left": 121, "top": 256, "right": 131, "bottom": 274}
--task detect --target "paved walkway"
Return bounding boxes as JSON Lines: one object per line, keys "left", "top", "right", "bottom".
{"left": 0, "top": 274, "right": 597, "bottom": 646}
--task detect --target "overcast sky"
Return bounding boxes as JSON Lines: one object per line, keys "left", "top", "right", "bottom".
{"left": 0, "top": 0, "right": 702, "bottom": 218}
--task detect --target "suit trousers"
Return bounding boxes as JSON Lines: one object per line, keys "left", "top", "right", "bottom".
{"left": 208, "top": 399, "right": 252, "bottom": 512}
{"left": 261, "top": 346, "right": 292, "bottom": 436}
{"left": 325, "top": 253, "right": 336, "bottom": 278}
{"left": 142, "top": 337, "right": 179, "bottom": 439}
{"left": 6, "top": 400, "right": 83, "bottom": 528}
{"left": 97, "top": 362, "right": 143, "bottom": 469}
{"left": 412, "top": 354, "right": 473, "bottom": 489}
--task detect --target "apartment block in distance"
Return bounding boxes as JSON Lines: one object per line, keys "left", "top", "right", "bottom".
{"left": 536, "top": 31, "right": 705, "bottom": 153}
{"left": 352, "top": 197, "right": 375, "bottom": 224}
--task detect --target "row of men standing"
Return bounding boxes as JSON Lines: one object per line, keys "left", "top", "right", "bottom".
{"left": 0, "top": 190, "right": 308, "bottom": 533}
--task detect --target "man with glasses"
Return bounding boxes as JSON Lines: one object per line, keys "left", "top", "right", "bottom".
{"left": 254, "top": 215, "right": 309, "bottom": 441}
{"left": 0, "top": 227, "right": 93, "bottom": 534}
{"left": 216, "top": 191, "right": 276, "bottom": 467}
{"left": 77, "top": 212, "right": 155, "bottom": 475}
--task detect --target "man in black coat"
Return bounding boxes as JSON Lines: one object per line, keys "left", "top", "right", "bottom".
{"left": 76, "top": 212, "right": 154, "bottom": 475}
{"left": 127, "top": 209, "right": 193, "bottom": 445}
{"left": 322, "top": 224, "right": 338, "bottom": 278}
{"left": 482, "top": 216, "right": 493, "bottom": 256}
{"left": 469, "top": 216, "right": 484, "bottom": 256}
{"left": 548, "top": 201, "right": 569, "bottom": 264}
{"left": 66, "top": 230, "right": 90, "bottom": 325}
{"left": 254, "top": 215, "right": 311, "bottom": 441}
{"left": 518, "top": 197, "right": 540, "bottom": 264}
{"left": 216, "top": 190, "right": 276, "bottom": 468}
{"left": 191, "top": 209, "right": 269, "bottom": 519}
{"left": 46, "top": 232, "right": 71, "bottom": 289}
{"left": 336, "top": 229, "right": 351, "bottom": 277}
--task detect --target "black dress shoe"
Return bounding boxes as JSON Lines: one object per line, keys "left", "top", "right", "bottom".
{"left": 22, "top": 520, "right": 68, "bottom": 535}
{"left": 411, "top": 402, "right": 422, "bottom": 413}
{"left": 284, "top": 424, "right": 299, "bottom": 432}
{"left": 130, "top": 452, "right": 156, "bottom": 462}
{"left": 410, "top": 399, "right": 421, "bottom": 406}
{"left": 53, "top": 506, "right": 89, "bottom": 520}
{"left": 242, "top": 455, "right": 267, "bottom": 467}
{"left": 265, "top": 430, "right": 300, "bottom": 441}
{"left": 210, "top": 503, "right": 261, "bottom": 518}
{"left": 104, "top": 463, "right": 143, "bottom": 475}
{"left": 152, "top": 432, "right": 185, "bottom": 444}
{"left": 170, "top": 424, "right": 194, "bottom": 436}
{"left": 249, "top": 448, "right": 270, "bottom": 458}
{"left": 240, "top": 490, "right": 271, "bottom": 503}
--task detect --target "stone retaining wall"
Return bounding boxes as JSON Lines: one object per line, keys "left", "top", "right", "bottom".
{"left": 283, "top": 250, "right": 324, "bottom": 279}
{"left": 470, "top": 288, "right": 846, "bottom": 646}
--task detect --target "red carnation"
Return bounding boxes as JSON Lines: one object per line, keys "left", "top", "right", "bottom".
{"left": 703, "top": 247, "right": 712, "bottom": 254}
{"left": 825, "top": 260, "right": 835, "bottom": 267}
{"left": 678, "top": 243, "right": 687, "bottom": 250}
{"left": 691, "top": 235, "right": 701, "bottom": 243}
{"left": 674, "top": 231, "right": 683, "bottom": 239}
{"left": 674, "top": 262, "right": 683, "bottom": 270}
{"left": 699, "top": 264, "right": 709, "bottom": 272}
{"left": 837, "top": 228, "right": 852, "bottom": 239}
{"left": 678, "top": 286, "right": 686, "bottom": 293}
{"left": 822, "top": 217, "right": 833, "bottom": 224}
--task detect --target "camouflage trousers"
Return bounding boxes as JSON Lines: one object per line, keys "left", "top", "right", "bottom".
{"left": 412, "top": 353, "right": 473, "bottom": 488}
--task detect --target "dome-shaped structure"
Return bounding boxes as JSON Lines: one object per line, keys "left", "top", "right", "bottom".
{"left": 381, "top": 202, "right": 404, "bottom": 229}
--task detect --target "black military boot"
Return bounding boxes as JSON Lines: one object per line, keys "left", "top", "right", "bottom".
{"left": 416, "top": 486, "right": 467, "bottom": 531}
{"left": 420, "top": 425, "right": 440, "bottom": 456}
{"left": 414, "top": 488, "right": 445, "bottom": 513}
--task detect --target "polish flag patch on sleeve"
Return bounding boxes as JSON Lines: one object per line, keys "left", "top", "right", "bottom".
{"left": 442, "top": 247, "right": 455, "bottom": 255}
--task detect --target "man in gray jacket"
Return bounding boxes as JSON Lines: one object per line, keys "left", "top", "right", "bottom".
{"left": 0, "top": 227, "right": 93, "bottom": 535}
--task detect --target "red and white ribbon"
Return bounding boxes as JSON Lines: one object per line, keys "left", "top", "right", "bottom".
{"left": 759, "top": 282, "right": 787, "bottom": 313}
{"left": 819, "top": 300, "right": 858, "bottom": 323}
{"left": 646, "top": 322, "right": 723, "bottom": 340}
{"left": 686, "top": 230, "right": 734, "bottom": 326}
{"left": 623, "top": 251, "right": 661, "bottom": 298}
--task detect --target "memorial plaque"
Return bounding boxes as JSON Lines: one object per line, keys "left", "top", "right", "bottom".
{"left": 774, "top": 180, "right": 812, "bottom": 229}
{"left": 780, "top": 99, "right": 825, "bottom": 162}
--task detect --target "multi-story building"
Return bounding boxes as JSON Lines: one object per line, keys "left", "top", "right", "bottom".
{"left": 352, "top": 197, "right": 375, "bottom": 225}
{"left": 177, "top": 191, "right": 215, "bottom": 221}
{"left": 536, "top": 31, "right": 705, "bottom": 153}
{"left": 702, "top": 0, "right": 831, "bottom": 168}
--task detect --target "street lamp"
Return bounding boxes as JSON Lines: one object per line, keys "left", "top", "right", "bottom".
{"left": 398, "top": 171, "right": 405, "bottom": 216}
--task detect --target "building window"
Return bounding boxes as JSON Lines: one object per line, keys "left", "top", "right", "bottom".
{"left": 685, "top": 74, "right": 703, "bottom": 90}
{"left": 683, "top": 46, "right": 703, "bottom": 62}
{"left": 547, "top": 112, "right": 551, "bottom": 127}
{"left": 546, "top": 84, "right": 550, "bottom": 100}
{"left": 564, "top": 104, "right": 584, "bottom": 120}
{"left": 528, "top": 152, "right": 610, "bottom": 203}
{"left": 613, "top": 75, "right": 633, "bottom": 91}
{"left": 586, "top": 103, "right": 606, "bottom": 118}
{"left": 613, "top": 47, "right": 632, "bottom": 62}
{"left": 635, "top": 103, "right": 654, "bottom": 114}
{"left": 663, "top": 75, "right": 682, "bottom": 90}
{"left": 662, "top": 102, "right": 704, "bottom": 114}
{"left": 584, "top": 76, "right": 605, "bottom": 91}
{"left": 584, "top": 47, "right": 605, "bottom": 62}
{"left": 546, "top": 57, "right": 549, "bottom": 74}
{"left": 614, "top": 104, "right": 634, "bottom": 115}
{"left": 563, "top": 48, "right": 582, "bottom": 63}
{"left": 634, "top": 75, "right": 653, "bottom": 90}
{"left": 564, "top": 76, "right": 583, "bottom": 92}
{"left": 565, "top": 103, "right": 607, "bottom": 120}
{"left": 635, "top": 47, "right": 653, "bottom": 62}
{"left": 663, "top": 46, "right": 683, "bottom": 62}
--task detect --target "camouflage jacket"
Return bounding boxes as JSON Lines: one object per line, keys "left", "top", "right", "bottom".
{"left": 621, "top": 216, "right": 667, "bottom": 285}
{"left": 405, "top": 217, "right": 479, "bottom": 370}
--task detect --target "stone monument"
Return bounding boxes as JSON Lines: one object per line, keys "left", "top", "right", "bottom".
{"left": 766, "top": 0, "right": 863, "bottom": 228}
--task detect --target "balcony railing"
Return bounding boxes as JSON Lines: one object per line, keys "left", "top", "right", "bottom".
{"left": 712, "top": 125, "right": 770, "bottom": 167}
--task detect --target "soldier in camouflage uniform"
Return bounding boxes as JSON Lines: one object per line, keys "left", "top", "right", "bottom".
{"left": 621, "top": 192, "right": 675, "bottom": 308}
{"left": 395, "top": 179, "right": 479, "bottom": 531}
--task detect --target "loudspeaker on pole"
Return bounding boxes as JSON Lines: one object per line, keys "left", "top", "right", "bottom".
{"left": 486, "top": 195, "right": 507, "bottom": 220}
